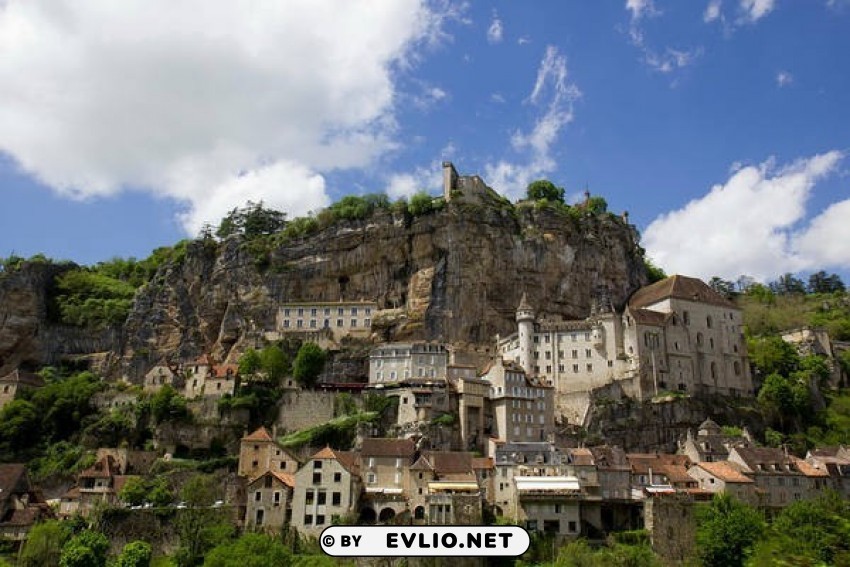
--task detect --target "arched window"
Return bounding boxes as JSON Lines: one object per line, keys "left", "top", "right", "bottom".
{"left": 696, "top": 333, "right": 703, "bottom": 346}
{"left": 706, "top": 315, "right": 713, "bottom": 328}
{"left": 710, "top": 362, "right": 717, "bottom": 380}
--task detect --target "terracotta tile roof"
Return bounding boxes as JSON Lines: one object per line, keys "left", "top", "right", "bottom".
{"left": 567, "top": 448, "right": 595, "bottom": 466}
{"left": 79, "top": 455, "right": 119, "bottom": 479}
{"left": 693, "top": 461, "right": 753, "bottom": 483}
{"left": 472, "top": 457, "right": 494, "bottom": 470}
{"left": 423, "top": 452, "right": 474, "bottom": 475}
{"left": 629, "top": 275, "right": 737, "bottom": 310}
{"left": 2, "top": 508, "right": 41, "bottom": 527}
{"left": 731, "top": 447, "right": 794, "bottom": 472}
{"left": 334, "top": 451, "right": 359, "bottom": 475}
{"left": 409, "top": 455, "right": 433, "bottom": 471}
{"left": 360, "top": 438, "right": 416, "bottom": 458}
{"left": 312, "top": 446, "right": 337, "bottom": 460}
{"left": 243, "top": 427, "right": 274, "bottom": 442}
{"left": 629, "top": 308, "right": 670, "bottom": 327}
{"left": 792, "top": 457, "right": 829, "bottom": 478}
{"left": 212, "top": 364, "right": 238, "bottom": 378}
{"left": 62, "top": 487, "right": 81, "bottom": 500}
{"left": 249, "top": 470, "right": 296, "bottom": 488}
{"left": 627, "top": 453, "right": 691, "bottom": 474}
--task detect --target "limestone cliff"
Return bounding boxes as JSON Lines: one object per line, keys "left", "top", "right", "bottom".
{"left": 120, "top": 194, "right": 648, "bottom": 380}
{"left": 0, "top": 193, "right": 649, "bottom": 380}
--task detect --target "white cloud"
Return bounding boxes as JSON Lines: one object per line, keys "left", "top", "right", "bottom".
{"left": 739, "top": 0, "right": 775, "bottom": 23}
{"left": 644, "top": 151, "right": 845, "bottom": 281}
{"left": 487, "top": 11, "right": 503, "bottom": 44}
{"left": 704, "top": 0, "right": 723, "bottom": 22}
{"left": 776, "top": 71, "right": 794, "bottom": 87}
{"left": 484, "top": 46, "right": 580, "bottom": 199}
{"left": 384, "top": 165, "right": 443, "bottom": 199}
{"left": 490, "top": 93, "right": 506, "bottom": 103}
{"left": 626, "top": 0, "right": 658, "bottom": 21}
{"left": 517, "top": 36, "right": 531, "bottom": 46}
{"left": 625, "top": 1, "right": 700, "bottom": 75}
{"left": 0, "top": 0, "right": 452, "bottom": 234}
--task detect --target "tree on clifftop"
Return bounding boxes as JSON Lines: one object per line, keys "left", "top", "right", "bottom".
{"left": 526, "top": 179, "right": 565, "bottom": 203}
{"left": 216, "top": 201, "right": 285, "bottom": 239}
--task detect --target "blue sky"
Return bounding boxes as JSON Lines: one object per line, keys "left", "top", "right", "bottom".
{"left": 1, "top": 0, "right": 848, "bottom": 282}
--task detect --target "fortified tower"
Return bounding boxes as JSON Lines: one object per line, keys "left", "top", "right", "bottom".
{"left": 516, "top": 293, "right": 535, "bottom": 375}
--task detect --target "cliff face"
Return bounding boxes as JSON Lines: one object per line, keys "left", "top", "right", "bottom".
{"left": 0, "top": 195, "right": 649, "bottom": 380}
{"left": 120, "top": 196, "right": 648, "bottom": 379}
{"left": 0, "top": 262, "right": 122, "bottom": 376}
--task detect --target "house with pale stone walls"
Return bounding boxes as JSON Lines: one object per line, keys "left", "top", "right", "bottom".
{"left": 238, "top": 426, "right": 301, "bottom": 479}
{"left": 499, "top": 276, "right": 754, "bottom": 423}
{"left": 291, "top": 447, "right": 360, "bottom": 536}
{"left": 245, "top": 470, "right": 295, "bottom": 533}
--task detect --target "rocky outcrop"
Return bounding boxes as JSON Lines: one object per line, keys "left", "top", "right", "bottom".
{"left": 0, "top": 192, "right": 649, "bottom": 381}
{"left": 119, "top": 195, "right": 647, "bottom": 380}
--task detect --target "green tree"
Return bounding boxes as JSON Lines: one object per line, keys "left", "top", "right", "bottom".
{"left": 749, "top": 491, "right": 850, "bottom": 565}
{"left": 643, "top": 258, "right": 667, "bottom": 284}
{"left": 292, "top": 342, "right": 327, "bottom": 388}
{"left": 708, "top": 276, "right": 736, "bottom": 298}
{"left": 757, "top": 373, "right": 796, "bottom": 428}
{"left": 59, "top": 530, "right": 109, "bottom": 567}
{"left": 408, "top": 191, "right": 439, "bottom": 216}
{"left": 216, "top": 201, "right": 285, "bottom": 239}
{"left": 696, "top": 493, "right": 765, "bottom": 567}
{"left": 118, "top": 476, "right": 148, "bottom": 507}
{"left": 0, "top": 399, "right": 41, "bottom": 457}
{"left": 769, "top": 273, "right": 806, "bottom": 295}
{"left": 19, "top": 520, "right": 68, "bottom": 567}
{"left": 147, "top": 477, "right": 173, "bottom": 507}
{"left": 807, "top": 270, "right": 845, "bottom": 294}
{"left": 259, "top": 345, "right": 289, "bottom": 382}
{"left": 585, "top": 195, "right": 608, "bottom": 214}
{"left": 747, "top": 336, "right": 799, "bottom": 377}
{"left": 175, "top": 474, "right": 231, "bottom": 566}
{"left": 115, "top": 541, "right": 153, "bottom": 567}
{"left": 238, "top": 348, "right": 262, "bottom": 377}
{"left": 526, "top": 179, "right": 565, "bottom": 202}
{"left": 203, "top": 533, "right": 291, "bottom": 567}
{"left": 148, "top": 385, "right": 190, "bottom": 424}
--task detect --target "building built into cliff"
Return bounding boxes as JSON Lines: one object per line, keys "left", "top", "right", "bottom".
{"left": 499, "top": 275, "right": 754, "bottom": 423}
{"left": 273, "top": 301, "right": 376, "bottom": 345}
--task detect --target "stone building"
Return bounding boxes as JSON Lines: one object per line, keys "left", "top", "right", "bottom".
{"left": 728, "top": 447, "right": 830, "bottom": 509}
{"left": 407, "top": 451, "right": 480, "bottom": 524}
{"left": 480, "top": 358, "right": 555, "bottom": 444}
{"left": 0, "top": 369, "right": 44, "bottom": 410}
{"left": 245, "top": 470, "right": 295, "bottom": 533}
{"left": 806, "top": 447, "right": 850, "bottom": 499}
{"left": 499, "top": 275, "right": 754, "bottom": 423}
{"left": 678, "top": 418, "right": 753, "bottom": 463}
{"left": 687, "top": 461, "right": 758, "bottom": 505}
{"left": 238, "top": 427, "right": 301, "bottom": 478}
{"left": 143, "top": 361, "right": 181, "bottom": 394}
{"left": 369, "top": 342, "right": 449, "bottom": 384}
{"left": 291, "top": 447, "right": 360, "bottom": 536}
{"left": 358, "top": 438, "right": 416, "bottom": 523}
{"left": 275, "top": 301, "right": 376, "bottom": 344}
{"left": 0, "top": 464, "right": 53, "bottom": 545}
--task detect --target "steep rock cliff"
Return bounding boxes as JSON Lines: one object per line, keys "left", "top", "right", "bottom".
{"left": 120, "top": 196, "right": 648, "bottom": 380}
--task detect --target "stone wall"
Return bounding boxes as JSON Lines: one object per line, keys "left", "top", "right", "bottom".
{"left": 276, "top": 390, "right": 338, "bottom": 432}
{"left": 644, "top": 494, "right": 697, "bottom": 564}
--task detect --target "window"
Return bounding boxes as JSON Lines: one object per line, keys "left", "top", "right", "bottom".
{"left": 324, "top": 308, "right": 331, "bottom": 316}
{"left": 332, "top": 492, "right": 341, "bottom": 506}
{"left": 284, "top": 308, "right": 291, "bottom": 316}
{"left": 317, "top": 491, "right": 327, "bottom": 505}
{"left": 367, "top": 473, "right": 376, "bottom": 484}
{"left": 274, "top": 491, "right": 281, "bottom": 505}
{"left": 585, "top": 349, "right": 592, "bottom": 358}
{"left": 351, "top": 319, "right": 357, "bottom": 327}
{"left": 364, "top": 318, "right": 371, "bottom": 327}
{"left": 607, "top": 360, "right": 613, "bottom": 367}
{"left": 568, "top": 521, "right": 577, "bottom": 532}
{"left": 683, "top": 311, "right": 690, "bottom": 325}
{"left": 255, "top": 491, "right": 261, "bottom": 502}
{"left": 312, "top": 472, "right": 321, "bottom": 484}
{"left": 558, "top": 364, "right": 565, "bottom": 372}
{"left": 573, "top": 364, "right": 579, "bottom": 373}
{"left": 311, "top": 308, "right": 317, "bottom": 316}
{"left": 298, "top": 308, "right": 304, "bottom": 316}
{"left": 337, "top": 319, "right": 343, "bottom": 327}
{"left": 256, "top": 509, "right": 264, "bottom": 525}
{"left": 587, "top": 363, "right": 593, "bottom": 372}
{"left": 283, "top": 320, "right": 290, "bottom": 328}
{"left": 334, "top": 472, "right": 342, "bottom": 482}
{"left": 338, "top": 307, "right": 344, "bottom": 315}
{"left": 706, "top": 315, "right": 713, "bottom": 328}
{"left": 306, "top": 491, "right": 315, "bottom": 505}
{"left": 572, "top": 350, "right": 578, "bottom": 359}
{"left": 304, "top": 514, "right": 313, "bottom": 525}
{"left": 297, "top": 320, "right": 303, "bottom": 328}
{"left": 365, "top": 307, "right": 372, "bottom": 315}
{"left": 324, "top": 319, "right": 330, "bottom": 328}
{"left": 314, "top": 460, "right": 323, "bottom": 469}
